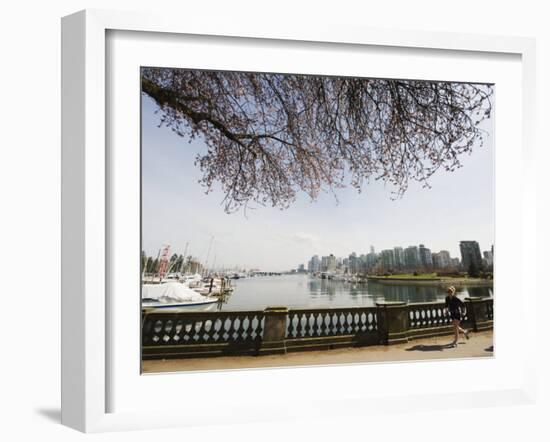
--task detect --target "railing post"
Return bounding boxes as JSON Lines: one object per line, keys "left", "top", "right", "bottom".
{"left": 376, "top": 301, "right": 409, "bottom": 345}
{"left": 465, "top": 297, "right": 491, "bottom": 332}
{"left": 465, "top": 296, "right": 484, "bottom": 332}
{"left": 258, "top": 306, "right": 288, "bottom": 355}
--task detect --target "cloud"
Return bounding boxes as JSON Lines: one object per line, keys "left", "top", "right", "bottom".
{"left": 274, "top": 232, "right": 324, "bottom": 249}
{"left": 289, "top": 232, "right": 319, "bottom": 244}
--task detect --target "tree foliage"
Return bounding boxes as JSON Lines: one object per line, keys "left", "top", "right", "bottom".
{"left": 142, "top": 68, "right": 493, "bottom": 213}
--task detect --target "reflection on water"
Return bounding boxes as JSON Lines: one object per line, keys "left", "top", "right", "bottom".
{"left": 217, "top": 274, "right": 493, "bottom": 311}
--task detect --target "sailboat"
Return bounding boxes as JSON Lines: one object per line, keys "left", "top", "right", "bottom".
{"left": 141, "top": 282, "right": 218, "bottom": 311}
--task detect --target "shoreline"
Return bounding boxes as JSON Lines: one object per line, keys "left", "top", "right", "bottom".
{"left": 367, "top": 277, "right": 493, "bottom": 288}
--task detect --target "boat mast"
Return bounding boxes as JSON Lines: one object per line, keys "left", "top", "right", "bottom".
{"left": 181, "top": 241, "right": 189, "bottom": 274}
{"left": 157, "top": 244, "right": 171, "bottom": 282}
{"left": 203, "top": 235, "right": 215, "bottom": 277}
{"left": 211, "top": 254, "right": 217, "bottom": 276}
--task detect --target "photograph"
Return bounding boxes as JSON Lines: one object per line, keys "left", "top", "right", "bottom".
{"left": 140, "top": 67, "right": 495, "bottom": 373}
{"left": 1, "top": 0, "right": 544, "bottom": 438}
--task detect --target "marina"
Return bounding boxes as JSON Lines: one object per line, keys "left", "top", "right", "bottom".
{"left": 217, "top": 274, "right": 492, "bottom": 310}
{"left": 142, "top": 273, "right": 493, "bottom": 312}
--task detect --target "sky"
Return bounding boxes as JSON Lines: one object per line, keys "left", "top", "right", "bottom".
{"left": 141, "top": 89, "right": 494, "bottom": 272}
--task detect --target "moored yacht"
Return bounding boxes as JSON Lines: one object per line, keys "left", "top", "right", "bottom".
{"left": 141, "top": 282, "right": 218, "bottom": 311}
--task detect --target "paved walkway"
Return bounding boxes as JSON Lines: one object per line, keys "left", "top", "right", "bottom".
{"left": 142, "top": 330, "right": 493, "bottom": 373}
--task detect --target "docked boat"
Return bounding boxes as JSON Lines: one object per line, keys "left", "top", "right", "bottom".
{"left": 141, "top": 282, "right": 218, "bottom": 310}
{"left": 194, "top": 277, "right": 233, "bottom": 296}
{"left": 180, "top": 273, "right": 203, "bottom": 288}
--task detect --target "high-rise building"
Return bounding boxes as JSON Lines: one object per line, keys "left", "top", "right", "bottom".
{"left": 483, "top": 251, "right": 493, "bottom": 266}
{"left": 393, "top": 247, "right": 405, "bottom": 270}
{"left": 460, "top": 241, "right": 483, "bottom": 271}
{"left": 313, "top": 255, "right": 320, "bottom": 272}
{"left": 326, "top": 254, "right": 337, "bottom": 272}
{"left": 419, "top": 244, "right": 433, "bottom": 268}
{"left": 348, "top": 252, "right": 359, "bottom": 274}
{"left": 404, "top": 246, "right": 420, "bottom": 269}
{"left": 308, "top": 255, "right": 320, "bottom": 272}
{"left": 359, "top": 254, "right": 368, "bottom": 274}
{"left": 380, "top": 249, "right": 395, "bottom": 270}
{"left": 366, "top": 251, "right": 378, "bottom": 270}
{"left": 432, "top": 250, "right": 452, "bottom": 269}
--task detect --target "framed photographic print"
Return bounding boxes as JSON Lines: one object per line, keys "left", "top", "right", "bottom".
{"left": 61, "top": 9, "right": 537, "bottom": 433}
{"left": 139, "top": 66, "right": 495, "bottom": 373}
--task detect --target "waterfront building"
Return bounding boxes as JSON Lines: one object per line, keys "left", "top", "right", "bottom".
{"left": 432, "top": 250, "right": 452, "bottom": 269}
{"left": 341, "top": 257, "right": 348, "bottom": 273}
{"left": 326, "top": 254, "right": 337, "bottom": 272}
{"left": 366, "top": 251, "right": 379, "bottom": 270}
{"left": 380, "top": 249, "right": 395, "bottom": 270}
{"left": 419, "top": 244, "right": 433, "bottom": 269}
{"left": 313, "top": 255, "right": 320, "bottom": 272}
{"left": 460, "top": 241, "right": 483, "bottom": 271}
{"left": 393, "top": 247, "right": 405, "bottom": 270}
{"left": 308, "top": 255, "right": 321, "bottom": 273}
{"left": 348, "top": 252, "right": 359, "bottom": 274}
{"left": 404, "top": 245, "right": 420, "bottom": 270}
{"left": 359, "top": 254, "right": 368, "bottom": 274}
{"left": 483, "top": 250, "right": 493, "bottom": 266}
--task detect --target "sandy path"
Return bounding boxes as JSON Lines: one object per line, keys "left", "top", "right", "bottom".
{"left": 142, "top": 330, "right": 493, "bottom": 373}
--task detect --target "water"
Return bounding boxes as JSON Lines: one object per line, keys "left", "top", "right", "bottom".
{"left": 217, "top": 274, "right": 493, "bottom": 311}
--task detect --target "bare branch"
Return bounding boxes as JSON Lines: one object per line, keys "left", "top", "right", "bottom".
{"left": 142, "top": 68, "right": 493, "bottom": 213}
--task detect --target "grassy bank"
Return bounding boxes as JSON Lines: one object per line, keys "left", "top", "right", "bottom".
{"left": 366, "top": 274, "right": 493, "bottom": 287}
{"left": 370, "top": 273, "right": 440, "bottom": 280}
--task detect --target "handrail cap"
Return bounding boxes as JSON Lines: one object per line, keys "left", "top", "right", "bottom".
{"left": 375, "top": 301, "right": 408, "bottom": 307}
{"left": 264, "top": 306, "right": 289, "bottom": 313}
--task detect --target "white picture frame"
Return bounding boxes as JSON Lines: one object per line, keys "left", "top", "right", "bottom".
{"left": 61, "top": 9, "right": 537, "bottom": 433}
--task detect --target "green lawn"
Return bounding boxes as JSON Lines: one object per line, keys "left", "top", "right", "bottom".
{"left": 373, "top": 273, "right": 440, "bottom": 279}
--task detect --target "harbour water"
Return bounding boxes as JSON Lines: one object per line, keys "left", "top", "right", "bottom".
{"left": 217, "top": 274, "right": 493, "bottom": 311}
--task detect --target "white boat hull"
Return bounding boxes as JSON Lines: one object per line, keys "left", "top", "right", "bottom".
{"left": 142, "top": 298, "right": 219, "bottom": 311}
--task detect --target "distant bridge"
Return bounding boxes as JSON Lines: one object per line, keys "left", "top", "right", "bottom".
{"left": 250, "top": 271, "right": 283, "bottom": 276}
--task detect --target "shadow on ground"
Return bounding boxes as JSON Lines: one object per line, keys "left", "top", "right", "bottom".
{"left": 405, "top": 343, "right": 462, "bottom": 352}
{"left": 35, "top": 408, "right": 61, "bottom": 423}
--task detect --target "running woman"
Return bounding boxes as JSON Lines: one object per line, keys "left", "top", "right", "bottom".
{"left": 445, "top": 286, "right": 470, "bottom": 347}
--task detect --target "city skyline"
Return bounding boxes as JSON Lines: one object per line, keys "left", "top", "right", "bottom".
{"left": 141, "top": 238, "right": 493, "bottom": 273}
{"left": 142, "top": 238, "right": 494, "bottom": 270}
{"left": 142, "top": 90, "right": 494, "bottom": 272}
{"left": 302, "top": 240, "right": 492, "bottom": 274}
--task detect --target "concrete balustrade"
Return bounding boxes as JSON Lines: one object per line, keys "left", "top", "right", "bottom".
{"left": 376, "top": 301, "right": 409, "bottom": 345}
{"left": 142, "top": 298, "right": 493, "bottom": 360}
{"left": 258, "top": 306, "right": 288, "bottom": 355}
